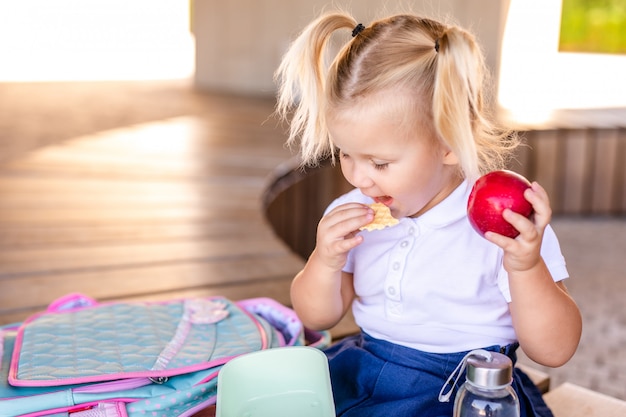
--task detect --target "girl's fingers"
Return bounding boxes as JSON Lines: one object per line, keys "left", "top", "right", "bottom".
{"left": 324, "top": 204, "right": 374, "bottom": 234}
{"left": 483, "top": 230, "right": 512, "bottom": 249}
{"left": 485, "top": 209, "right": 538, "bottom": 249}
{"left": 487, "top": 181, "right": 553, "bottom": 273}
{"left": 524, "top": 182, "right": 552, "bottom": 229}
{"left": 335, "top": 234, "right": 364, "bottom": 252}
{"left": 502, "top": 208, "right": 538, "bottom": 239}
{"left": 315, "top": 204, "right": 372, "bottom": 270}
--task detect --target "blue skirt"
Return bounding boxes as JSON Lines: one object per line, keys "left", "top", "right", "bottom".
{"left": 324, "top": 332, "right": 553, "bottom": 417}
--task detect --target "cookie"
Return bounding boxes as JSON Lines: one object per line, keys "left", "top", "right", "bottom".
{"left": 360, "top": 202, "right": 399, "bottom": 231}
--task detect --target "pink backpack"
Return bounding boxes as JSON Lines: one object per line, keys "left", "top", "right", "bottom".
{"left": 0, "top": 293, "right": 330, "bottom": 417}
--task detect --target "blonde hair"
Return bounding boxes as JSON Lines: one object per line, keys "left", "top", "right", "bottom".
{"left": 275, "top": 11, "right": 519, "bottom": 181}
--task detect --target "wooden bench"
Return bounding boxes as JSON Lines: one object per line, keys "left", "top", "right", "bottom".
{"left": 545, "top": 382, "right": 626, "bottom": 417}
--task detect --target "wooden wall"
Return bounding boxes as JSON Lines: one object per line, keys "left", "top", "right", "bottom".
{"left": 513, "top": 129, "right": 626, "bottom": 215}
{"left": 192, "top": 0, "right": 509, "bottom": 96}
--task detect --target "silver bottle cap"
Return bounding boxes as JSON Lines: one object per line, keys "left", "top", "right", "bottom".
{"left": 466, "top": 352, "right": 513, "bottom": 389}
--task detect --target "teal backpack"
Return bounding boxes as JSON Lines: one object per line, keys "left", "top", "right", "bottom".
{"left": 0, "top": 293, "right": 330, "bottom": 417}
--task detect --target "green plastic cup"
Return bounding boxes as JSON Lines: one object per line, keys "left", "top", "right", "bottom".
{"left": 216, "top": 346, "right": 335, "bottom": 417}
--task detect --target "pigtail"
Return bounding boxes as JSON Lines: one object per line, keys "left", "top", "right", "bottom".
{"left": 432, "top": 27, "right": 518, "bottom": 182}
{"left": 275, "top": 12, "right": 357, "bottom": 166}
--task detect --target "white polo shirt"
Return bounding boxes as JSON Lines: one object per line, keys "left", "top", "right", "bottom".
{"left": 326, "top": 181, "right": 569, "bottom": 353}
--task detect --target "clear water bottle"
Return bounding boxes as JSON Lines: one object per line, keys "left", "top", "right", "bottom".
{"left": 453, "top": 351, "right": 520, "bottom": 417}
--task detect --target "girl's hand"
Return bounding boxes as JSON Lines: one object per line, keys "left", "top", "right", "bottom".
{"left": 488, "top": 182, "right": 582, "bottom": 366}
{"left": 484, "top": 182, "right": 552, "bottom": 273}
{"left": 291, "top": 203, "right": 369, "bottom": 330}
{"left": 314, "top": 203, "right": 374, "bottom": 271}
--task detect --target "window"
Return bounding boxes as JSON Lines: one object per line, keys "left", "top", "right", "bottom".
{"left": 559, "top": 0, "right": 626, "bottom": 54}
{"left": 498, "top": 0, "right": 626, "bottom": 128}
{"left": 0, "top": 0, "right": 194, "bottom": 81}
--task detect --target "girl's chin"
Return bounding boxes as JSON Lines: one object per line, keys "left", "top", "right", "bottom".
{"left": 393, "top": 206, "right": 420, "bottom": 219}
{"left": 388, "top": 206, "right": 406, "bottom": 219}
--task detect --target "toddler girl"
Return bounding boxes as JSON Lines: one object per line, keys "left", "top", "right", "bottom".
{"left": 275, "top": 10, "right": 582, "bottom": 417}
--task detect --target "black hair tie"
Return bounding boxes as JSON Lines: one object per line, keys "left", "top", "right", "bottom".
{"left": 435, "top": 38, "right": 440, "bottom": 53}
{"left": 352, "top": 23, "right": 365, "bottom": 37}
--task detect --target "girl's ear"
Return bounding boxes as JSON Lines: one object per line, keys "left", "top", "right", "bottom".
{"left": 442, "top": 148, "right": 460, "bottom": 166}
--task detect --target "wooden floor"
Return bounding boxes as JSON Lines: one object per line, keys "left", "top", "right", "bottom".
{"left": 0, "top": 93, "right": 362, "bottom": 417}
{"left": 0, "top": 95, "right": 343, "bottom": 332}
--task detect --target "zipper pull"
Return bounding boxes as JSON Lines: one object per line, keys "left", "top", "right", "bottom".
{"left": 149, "top": 376, "right": 169, "bottom": 384}
{"left": 68, "top": 405, "right": 94, "bottom": 414}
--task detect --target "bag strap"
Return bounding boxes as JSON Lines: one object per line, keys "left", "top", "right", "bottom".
{"left": 46, "top": 293, "right": 98, "bottom": 313}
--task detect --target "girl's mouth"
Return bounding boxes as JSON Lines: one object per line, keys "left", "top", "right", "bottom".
{"left": 374, "top": 196, "right": 393, "bottom": 206}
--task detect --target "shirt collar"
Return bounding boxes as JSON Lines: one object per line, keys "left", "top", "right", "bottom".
{"left": 409, "top": 180, "right": 471, "bottom": 229}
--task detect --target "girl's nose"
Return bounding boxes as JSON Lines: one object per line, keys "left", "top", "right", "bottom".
{"left": 345, "top": 164, "right": 374, "bottom": 189}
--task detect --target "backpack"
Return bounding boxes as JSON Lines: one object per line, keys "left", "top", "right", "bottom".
{"left": 0, "top": 293, "right": 330, "bottom": 417}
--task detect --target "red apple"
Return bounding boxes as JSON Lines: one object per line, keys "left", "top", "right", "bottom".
{"left": 467, "top": 170, "right": 534, "bottom": 238}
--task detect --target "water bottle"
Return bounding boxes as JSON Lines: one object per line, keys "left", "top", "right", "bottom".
{"left": 453, "top": 351, "right": 520, "bottom": 417}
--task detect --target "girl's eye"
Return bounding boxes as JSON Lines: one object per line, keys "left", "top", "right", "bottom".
{"left": 373, "top": 162, "right": 389, "bottom": 170}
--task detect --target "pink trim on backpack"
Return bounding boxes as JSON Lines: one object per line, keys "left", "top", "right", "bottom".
{"left": 8, "top": 297, "right": 270, "bottom": 387}
{"left": 237, "top": 297, "right": 302, "bottom": 346}
{"left": 46, "top": 293, "right": 98, "bottom": 313}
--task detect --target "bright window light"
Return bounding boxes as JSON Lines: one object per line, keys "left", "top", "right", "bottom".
{"left": 498, "top": 0, "right": 626, "bottom": 127}
{"left": 0, "top": 0, "right": 194, "bottom": 81}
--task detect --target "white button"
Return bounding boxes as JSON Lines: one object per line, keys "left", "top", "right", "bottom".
{"left": 392, "top": 262, "right": 401, "bottom": 271}
{"left": 387, "top": 286, "right": 396, "bottom": 295}
{"left": 408, "top": 227, "right": 415, "bottom": 234}
{"left": 400, "top": 241, "right": 409, "bottom": 248}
